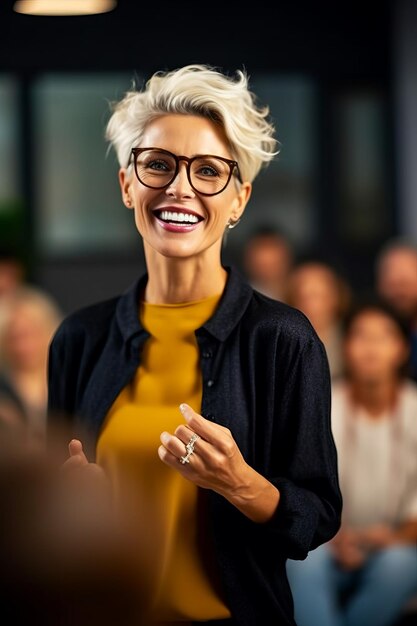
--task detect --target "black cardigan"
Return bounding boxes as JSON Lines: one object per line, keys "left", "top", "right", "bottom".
{"left": 47, "top": 265, "right": 342, "bottom": 626}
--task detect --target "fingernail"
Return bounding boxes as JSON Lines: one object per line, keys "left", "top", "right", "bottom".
{"left": 179, "top": 403, "right": 190, "bottom": 417}
{"left": 160, "top": 432, "right": 170, "bottom": 444}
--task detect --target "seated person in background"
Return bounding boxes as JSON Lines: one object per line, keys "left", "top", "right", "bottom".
{"left": 0, "top": 285, "right": 62, "bottom": 448}
{"left": 241, "top": 224, "right": 294, "bottom": 302}
{"left": 286, "top": 297, "right": 417, "bottom": 626}
{"left": 286, "top": 259, "right": 351, "bottom": 380}
{"left": 376, "top": 238, "right": 417, "bottom": 381}
{"left": 0, "top": 247, "right": 25, "bottom": 367}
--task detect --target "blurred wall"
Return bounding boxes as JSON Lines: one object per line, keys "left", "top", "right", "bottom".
{"left": 395, "top": 0, "right": 417, "bottom": 240}
{"left": 0, "top": 0, "right": 413, "bottom": 314}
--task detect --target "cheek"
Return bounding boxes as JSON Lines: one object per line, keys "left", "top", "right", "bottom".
{"left": 132, "top": 192, "right": 157, "bottom": 226}
{"left": 133, "top": 204, "right": 147, "bottom": 225}
{"left": 344, "top": 344, "right": 359, "bottom": 365}
{"left": 389, "top": 344, "right": 408, "bottom": 367}
{"left": 209, "top": 208, "right": 228, "bottom": 227}
{"left": 206, "top": 197, "right": 234, "bottom": 225}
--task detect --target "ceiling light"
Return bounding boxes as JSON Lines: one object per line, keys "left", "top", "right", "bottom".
{"left": 13, "top": 0, "right": 117, "bottom": 16}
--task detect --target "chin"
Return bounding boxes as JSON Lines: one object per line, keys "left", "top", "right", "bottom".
{"left": 150, "top": 240, "right": 202, "bottom": 259}
{"left": 360, "top": 372, "right": 386, "bottom": 384}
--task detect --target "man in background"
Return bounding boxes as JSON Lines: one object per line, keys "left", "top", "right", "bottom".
{"left": 242, "top": 225, "right": 294, "bottom": 302}
{"left": 375, "top": 238, "right": 417, "bottom": 381}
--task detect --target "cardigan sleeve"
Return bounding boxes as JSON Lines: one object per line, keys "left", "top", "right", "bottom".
{"left": 47, "top": 325, "right": 71, "bottom": 420}
{"left": 46, "top": 319, "right": 85, "bottom": 435}
{"left": 45, "top": 323, "right": 75, "bottom": 459}
{"left": 252, "top": 335, "right": 342, "bottom": 560}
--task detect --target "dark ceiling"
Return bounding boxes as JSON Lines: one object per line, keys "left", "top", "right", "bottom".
{"left": 0, "top": 0, "right": 394, "bottom": 83}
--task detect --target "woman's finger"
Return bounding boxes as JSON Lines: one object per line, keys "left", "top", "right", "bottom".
{"left": 68, "top": 439, "right": 89, "bottom": 464}
{"left": 160, "top": 431, "right": 188, "bottom": 459}
{"left": 61, "top": 439, "right": 90, "bottom": 472}
{"left": 61, "top": 454, "right": 84, "bottom": 471}
{"left": 158, "top": 444, "right": 196, "bottom": 469}
{"left": 159, "top": 429, "right": 208, "bottom": 468}
{"left": 179, "top": 404, "right": 231, "bottom": 445}
{"left": 173, "top": 424, "right": 211, "bottom": 459}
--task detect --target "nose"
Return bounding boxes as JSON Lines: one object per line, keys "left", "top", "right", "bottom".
{"left": 165, "top": 161, "right": 195, "bottom": 198}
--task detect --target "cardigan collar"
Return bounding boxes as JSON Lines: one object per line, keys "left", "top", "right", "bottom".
{"left": 115, "top": 264, "right": 253, "bottom": 343}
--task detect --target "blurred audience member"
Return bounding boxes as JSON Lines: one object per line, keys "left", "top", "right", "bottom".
{"left": 0, "top": 247, "right": 24, "bottom": 299}
{"left": 0, "top": 436, "right": 151, "bottom": 626}
{"left": 286, "top": 298, "right": 417, "bottom": 626}
{"left": 0, "top": 247, "right": 25, "bottom": 365}
{"left": 286, "top": 260, "right": 351, "bottom": 379}
{"left": 242, "top": 225, "right": 294, "bottom": 302}
{"left": 376, "top": 238, "right": 417, "bottom": 381}
{"left": 0, "top": 285, "right": 62, "bottom": 448}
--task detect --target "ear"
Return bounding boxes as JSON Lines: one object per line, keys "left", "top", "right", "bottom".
{"left": 229, "top": 182, "right": 252, "bottom": 223}
{"left": 119, "top": 168, "right": 134, "bottom": 209}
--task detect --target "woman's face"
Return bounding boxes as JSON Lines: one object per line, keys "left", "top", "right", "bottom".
{"left": 289, "top": 264, "right": 340, "bottom": 330}
{"left": 344, "top": 310, "right": 409, "bottom": 383}
{"left": 3, "top": 302, "right": 55, "bottom": 371}
{"left": 119, "top": 114, "right": 251, "bottom": 261}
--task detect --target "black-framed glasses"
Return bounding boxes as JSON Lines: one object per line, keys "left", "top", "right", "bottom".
{"left": 130, "top": 147, "right": 242, "bottom": 196}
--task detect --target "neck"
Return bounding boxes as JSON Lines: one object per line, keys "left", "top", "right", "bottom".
{"left": 349, "top": 376, "right": 400, "bottom": 417}
{"left": 143, "top": 246, "right": 227, "bottom": 304}
{"left": 10, "top": 367, "right": 48, "bottom": 408}
{"left": 11, "top": 363, "right": 47, "bottom": 381}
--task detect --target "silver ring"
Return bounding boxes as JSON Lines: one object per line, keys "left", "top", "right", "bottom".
{"left": 179, "top": 433, "right": 200, "bottom": 464}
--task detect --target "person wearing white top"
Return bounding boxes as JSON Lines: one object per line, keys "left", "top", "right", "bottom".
{"left": 286, "top": 298, "right": 417, "bottom": 626}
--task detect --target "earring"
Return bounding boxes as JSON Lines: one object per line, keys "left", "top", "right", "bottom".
{"left": 227, "top": 218, "right": 241, "bottom": 229}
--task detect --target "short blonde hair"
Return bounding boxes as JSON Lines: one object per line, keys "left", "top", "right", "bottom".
{"left": 105, "top": 64, "right": 279, "bottom": 183}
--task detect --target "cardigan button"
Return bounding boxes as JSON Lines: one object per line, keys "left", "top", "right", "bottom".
{"left": 207, "top": 379, "right": 214, "bottom": 387}
{"left": 206, "top": 413, "right": 215, "bottom": 421}
{"left": 202, "top": 351, "right": 212, "bottom": 358}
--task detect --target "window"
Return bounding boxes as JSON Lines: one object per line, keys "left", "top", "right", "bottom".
{"left": 32, "top": 73, "right": 138, "bottom": 254}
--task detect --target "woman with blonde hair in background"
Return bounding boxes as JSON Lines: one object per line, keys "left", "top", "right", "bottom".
{"left": 0, "top": 284, "right": 62, "bottom": 447}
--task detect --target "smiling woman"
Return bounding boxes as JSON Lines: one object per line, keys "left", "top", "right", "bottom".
{"left": 47, "top": 64, "right": 342, "bottom": 626}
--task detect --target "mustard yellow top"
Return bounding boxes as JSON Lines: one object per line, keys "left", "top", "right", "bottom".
{"left": 96, "top": 291, "right": 231, "bottom": 623}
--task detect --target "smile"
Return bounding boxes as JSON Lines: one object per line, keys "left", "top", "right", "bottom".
{"left": 152, "top": 209, "right": 204, "bottom": 233}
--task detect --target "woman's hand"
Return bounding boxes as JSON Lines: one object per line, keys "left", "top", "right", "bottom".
{"left": 61, "top": 439, "right": 89, "bottom": 469}
{"left": 158, "top": 403, "right": 280, "bottom": 523}
{"left": 61, "top": 439, "right": 107, "bottom": 481}
{"left": 58, "top": 439, "right": 113, "bottom": 517}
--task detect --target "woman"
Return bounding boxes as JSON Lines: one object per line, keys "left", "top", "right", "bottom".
{"left": 286, "top": 298, "right": 417, "bottom": 626}
{"left": 0, "top": 284, "right": 62, "bottom": 447}
{"left": 286, "top": 260, "right": 351, "bottom": 380}
{"left": 47, "top": 64, "right": 342, "bottom": 626}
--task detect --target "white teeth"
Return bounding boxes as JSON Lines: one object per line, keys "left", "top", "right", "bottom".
{"left": 159, "top": 210, "right": 199, "bottom": 223}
